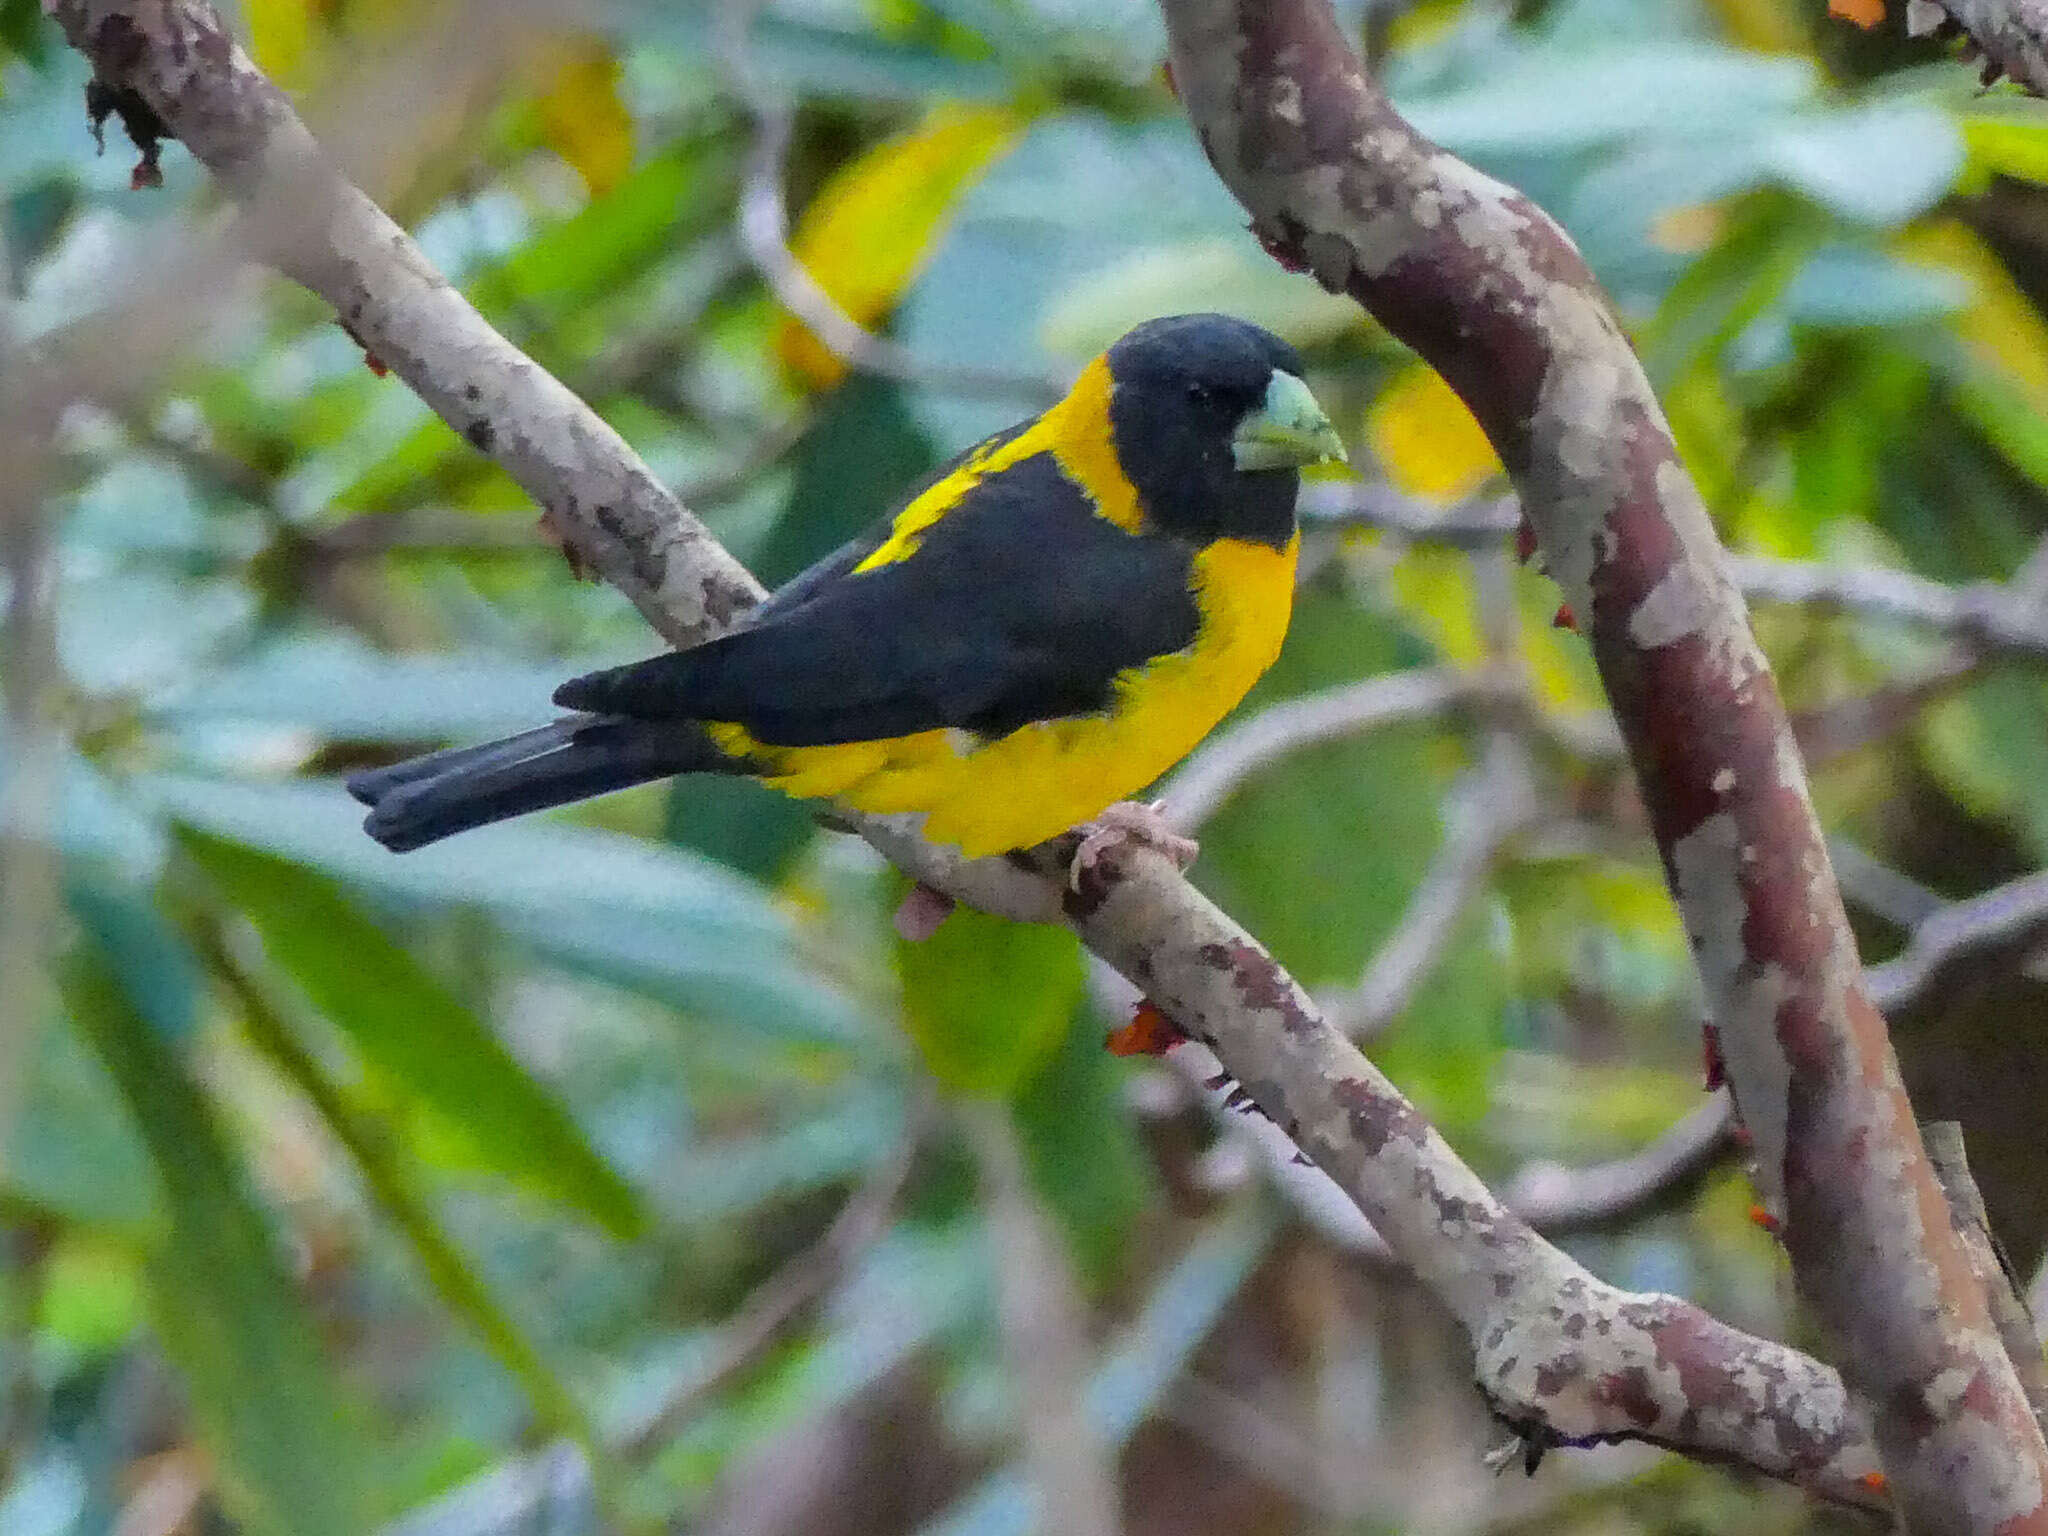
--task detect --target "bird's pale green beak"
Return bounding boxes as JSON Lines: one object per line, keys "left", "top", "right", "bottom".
{"left": 1232, "top": 371, "right": 1347, "bottom": 472}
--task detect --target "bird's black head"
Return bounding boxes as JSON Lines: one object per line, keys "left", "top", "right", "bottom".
{"left": 1103, "top": 313, "right": 1343, "bottom": 549}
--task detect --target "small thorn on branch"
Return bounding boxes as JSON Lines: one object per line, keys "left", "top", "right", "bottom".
{"left": 535, "top": 507, "right": 591, "bottom": 580}
{"left": 85, "top": 78, "right": 168, "bottom": 189}
{"left": 336, "top": 320, "right": 389, "bottom": 377}
{"left": 1250, "top": 219, "right": 1311, "bottom": 274}
{"left": 1483, "top": 1418, "right": 1555, "bottom": 1477}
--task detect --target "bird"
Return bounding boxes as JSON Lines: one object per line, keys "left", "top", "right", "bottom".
{"left": 347, "top": 313, "right": 1346, "bottom": 878}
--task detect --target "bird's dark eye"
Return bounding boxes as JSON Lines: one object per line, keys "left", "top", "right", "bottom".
{"left": 1186, "top": 382, "right": 1210, "bottom": 404}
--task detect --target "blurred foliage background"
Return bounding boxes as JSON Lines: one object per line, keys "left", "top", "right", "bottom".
{"left": 3, "top": 0, "right": 2047, "bottom": 1531}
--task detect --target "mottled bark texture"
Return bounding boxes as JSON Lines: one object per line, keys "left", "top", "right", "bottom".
{"left": 48, "top": 0, "right": 1914, "bottom": 1507}
{"left": 1153, "top": 0, "right": 2048, "bottom": 1528}
{"left": 1066, "top": 847, "right": 1884, "bottom": 1504}
{"left": 1909, "top": 0, "right": 2048, "bottom": 94}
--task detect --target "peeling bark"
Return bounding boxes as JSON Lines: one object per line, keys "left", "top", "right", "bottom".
{"left": 1155, "top": 0, "right": 2048, "bottom": 1527}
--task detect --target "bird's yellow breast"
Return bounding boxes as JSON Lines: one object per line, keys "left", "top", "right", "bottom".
{"left": 706, "top": 531, "right": 1298, "bottom": 858}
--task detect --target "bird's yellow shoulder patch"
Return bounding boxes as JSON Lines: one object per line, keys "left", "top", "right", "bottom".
{"left": 852, "top": 355, "right": 1141, "bottom": 576}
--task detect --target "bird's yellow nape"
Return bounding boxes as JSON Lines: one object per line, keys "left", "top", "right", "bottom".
{"left": 1232, "top": 371, "right": 1347, "bottom": 471}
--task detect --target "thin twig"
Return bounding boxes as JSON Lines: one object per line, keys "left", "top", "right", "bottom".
{"left": 1324, "top": 735, "right": 1541, "bottom": 1039}
{"left": 1501, "top": 1099, "right": 1738, "bottom": 1235}
{"left": 1310, "top": 481, "right": 2048, "bottom": 664}
{"left": 0, "top": 1220, "right": 56, "bottom": 1493}
{"left": 1865, "top": 869, "right": 2048, "bottom": 1016}
{"left": 733, "top": 103, "right": 1063, "bottom": 406}
{"left": 614, "top": 1091, "right": 931, "bottom": 1457}
{"left": 960, "top": 1098, "right": 1124, "bottom": 1536}
{"left": 1161, "top": 667, "right": 1500, "bottom": 831}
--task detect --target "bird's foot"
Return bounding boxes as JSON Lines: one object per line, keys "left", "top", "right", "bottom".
{"left": 1069, "top": 800, "right": 1198, "bottom": 892}
{"left": 893, "top": 881, "right": 956, "bottom": 941}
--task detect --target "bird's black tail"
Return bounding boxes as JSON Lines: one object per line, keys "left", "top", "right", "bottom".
{"left": 347, "top": 715, "right": 730, "bottom": 852}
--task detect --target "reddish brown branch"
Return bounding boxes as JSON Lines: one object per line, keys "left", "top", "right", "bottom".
{"left": 1156, "top": 0, "right": 2048, "bottom": 1526}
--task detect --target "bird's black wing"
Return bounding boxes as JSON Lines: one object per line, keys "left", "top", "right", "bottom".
{"left": 554, "top": 450, "right": 1200, "bottom": 746}
{"left": 744, "top": 420, "right": 1031, "bottom": 626}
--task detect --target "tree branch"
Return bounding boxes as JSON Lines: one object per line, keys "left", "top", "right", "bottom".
{"left": 49, "top": 0, "right": 1903, "bottom": 1505}
{"left": 1925, "top": 1121, "right": 2048, "bottom": 1442}
{"left": 1065, "top": 849, "right": 1882, "bottom": 1505}
{"left": 1154, "top": 0, "right": 2048, "bottom": 1525}
{"left": 1907, "top": 0, "right": 2048, "bottom": 94}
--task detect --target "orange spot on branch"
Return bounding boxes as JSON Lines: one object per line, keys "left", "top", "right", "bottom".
{"left": 1106, "top": 999, "right": 1186, "bottom": 1057}
{"left": 1829, "top": 0, "right": 1887, "bottom": 28}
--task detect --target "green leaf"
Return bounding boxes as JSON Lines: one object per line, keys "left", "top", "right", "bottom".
{"left": 1919, "top": 671, "right": 2048, "bottom": 864}
{"left": 1762, "top": 101, "right": 1963, "bottom": 227}
{"left": 4, "top": 1003, "right": 161, "bottom": 1232}
{"left": 743, "top": 14, "right": 1013, "bottom": 101}
{"left": 157, "top": 635, "right": 606, "bottom": 742}
{"left": 1405, "top": 45, "right": 1814, "bottom": 155}
{"left": 141, "top": 774, "right": 785, "bottom": 946}
{"left": 209, "top": 919, "right": 611, "bottom": 1492}
{"left": 176, "top": 827, "right": 647, "bottom": 1239}
{"left": 63, "top": 875, "right": 200, "bottom": 1043}
{"left": 141, "top": 774, "right": 873, "bottom": 1046}
{"left": 1784, "top": 246, "right": 1969, "bottom": 330}
{"left": 894, "top": 893, "right": 1085, "bottom": 1096}
{"left": 63, "top": 958, "right": 380, "bottom": 1536}
{"left": 1639, "top": 190, "right": 1822, "bottom": 390}
{"left": 1192, "top": 588, "right": 1441, "bottom": 987}
{"left": 1010, "top": 1018, "right": 1153, "bottom": 1291}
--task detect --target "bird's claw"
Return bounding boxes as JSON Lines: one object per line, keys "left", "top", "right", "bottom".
{"left": 1069, "top": 800, "right": 1198, "bottom": 892}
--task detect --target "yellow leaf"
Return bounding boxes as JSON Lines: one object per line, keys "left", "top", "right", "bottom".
{"left": 777, "top": 104, "right": 1027, "bottom": 390}
{"left": 243, "top": 0, "right": 319, "bottom": 90}
{"left": 533, "top": 39, "right": 634, "bottom": 199}
{"left": 1386, "top": 545, "right": 1485, "bottom": 667}
{"left": 1828, "top": 0, "right": 1887, "bottom": 28}
{"left": 1383, "top": 548, "right": 1604, "bottom": 713}
{"left": 1366, "top": 363, "right": 1502, "bottom": 504}
{"left": 1701, "top": 0, "right": 1809, "bottom": 52}
{"left": 1902, "top": 219, "right": 2048, "bottom": 416}
{"left": 1650, "top": 202, "right": 1724, "bottom": 255}
{"left": 1961, "top": 115, "right": 2048, "bottom": 192}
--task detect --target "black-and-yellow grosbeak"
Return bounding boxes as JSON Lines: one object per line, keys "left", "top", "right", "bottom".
{"left": 348, "top": 314, "right": 1344, "bottom": 861}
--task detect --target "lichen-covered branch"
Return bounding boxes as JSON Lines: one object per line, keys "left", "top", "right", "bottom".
{"left": 1153, "top": 0, "right": 2048, "bottom": 1525}
{"left": 1905, "top": 0, "right": 2048, "bottom": 94}
{"left": 1064, "top": 846, "right": 1883, "bottom": 1506}
{"left": 52, "top": 0, "right": 1899, "bottom": 1504}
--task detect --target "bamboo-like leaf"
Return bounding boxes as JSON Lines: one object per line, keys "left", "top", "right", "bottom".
{"left": 202, "top": 917, "right": 612, "bottom": 1496}
{"left": 176, "top": 827, "right": 647, "bottom": 1239}
{"left": 63, "top": 931, "right": 378, "bottom": 1536}
{"left": 894, "top": 893, "right": 1084, "bottom": 1097}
